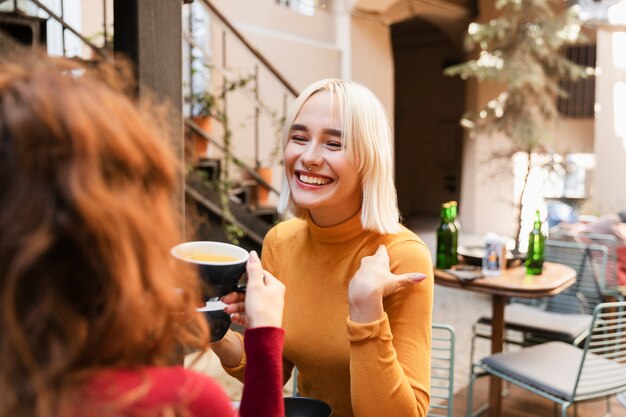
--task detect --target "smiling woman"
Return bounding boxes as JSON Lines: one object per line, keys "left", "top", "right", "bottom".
{"left": 214, "top": 79, "right": 435, "bottom": 417}
{"left": 283, "top": 90, "right": 362, "bottom": 227}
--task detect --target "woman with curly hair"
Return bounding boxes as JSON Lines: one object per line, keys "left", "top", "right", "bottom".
{"left": 0, "top": 54, "right": 285, "bottom": 417}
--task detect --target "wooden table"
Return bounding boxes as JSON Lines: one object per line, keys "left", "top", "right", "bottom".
{"left": 434, "top": 262, "right": 576, "bottom": 417}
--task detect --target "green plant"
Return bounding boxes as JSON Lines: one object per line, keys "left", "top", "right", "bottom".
{"left": 444, "top": 0, "right": 592, "bottom": 251}
{"left": 187, "top": 69, "right": 255, "bottom": 119}
{"left": 188, "top": 90, "right": 218, "bottom": 118}
{"left": 186, "top": 68, "right": 271, "bottom": 244}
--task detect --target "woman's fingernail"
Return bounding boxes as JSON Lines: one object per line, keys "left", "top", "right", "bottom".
{"left": 411, "top": 273, "right": 427, "bottom": 282}
{"left": 249, "top": 250, "right": 259, "bottom": 263}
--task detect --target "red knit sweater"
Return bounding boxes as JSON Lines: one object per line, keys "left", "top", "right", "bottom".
{"left": 77, "top": 327, "right": 285, "bottom": 417}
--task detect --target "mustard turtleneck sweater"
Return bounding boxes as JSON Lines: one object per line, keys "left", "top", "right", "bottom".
{"left": 225, "top": 211, "right": 433, "bottom": 417}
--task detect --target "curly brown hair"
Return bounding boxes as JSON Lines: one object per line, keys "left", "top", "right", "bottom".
{"left": 0, "top": 53, "right": 208, "bottom": 417}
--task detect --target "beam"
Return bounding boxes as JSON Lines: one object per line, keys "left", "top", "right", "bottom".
{"left": 113, "top": 0, "right": 185, "bottom": 229}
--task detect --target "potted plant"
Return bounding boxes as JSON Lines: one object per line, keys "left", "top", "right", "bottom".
{"left": 186, "top": 69, "right": 258, "bottom": 161}
{"left": 237, "top": 96, "right": 286, "bottom": 208}
{"left": 186, "top": 89, "right": 218, "bottom": 162}
{"left": 185, "top": 70, "right": 259, "bottom": 243}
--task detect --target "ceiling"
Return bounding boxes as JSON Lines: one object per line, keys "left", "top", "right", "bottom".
{"left": 352, "top": 0, "right": 477, "bottom": 47}
{"left": 354, "top": 0, "right": 476, "bottom": 23}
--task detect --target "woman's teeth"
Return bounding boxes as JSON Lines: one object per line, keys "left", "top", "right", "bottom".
{"left": 299, "top": 174, "right": 332, "bottom": 185}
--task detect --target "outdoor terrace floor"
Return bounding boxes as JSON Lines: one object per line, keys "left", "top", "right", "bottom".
{"left": 454, "top": 377, "right": 626, "bottom": 417}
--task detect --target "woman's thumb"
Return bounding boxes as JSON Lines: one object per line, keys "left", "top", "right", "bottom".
{"left": 396, "top": 272, "right": 427, "bottom": 287}
{"left": 382, "top": 273, "right": 427, "bottom": 297}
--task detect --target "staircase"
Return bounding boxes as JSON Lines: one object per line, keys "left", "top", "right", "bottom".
{"left": 0, "top": 26, "right": 24, "bottom": 53}
{"left": 0, "top": 0, "right": 108, "bottom": 59}
{"left": 0, "top": 9, "right": 47, "bottom": 53}
{"left": 0, "top": 0, "right": 292, "bottom": 252}
{"left": 182, "top": 0, "right": 299, "bottom": 251}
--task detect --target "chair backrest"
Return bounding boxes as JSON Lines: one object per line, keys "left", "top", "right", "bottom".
{"left": 543, "top": 239, "right": 608, "bottom": 314}
{"left": 428, "top": 323, "right": 455, "bottom": 417}
{"left": 577, "top": 233, "right": 620, "bottom": 293}
{"left": 290, "top": 323, "right": 457, "bottom": 417}
{"left": 550, "top": 229, "right": 622, "bottom": 293}
{"left": 572, "top": 301, "right": 626, "bottom": 401}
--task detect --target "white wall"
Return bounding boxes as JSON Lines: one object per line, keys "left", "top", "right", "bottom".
{"left": 592, "top": 29, "right": 626, "bottom": 214}
{"left": 349, "top": 17, "right": 394, "bottom": 115}
{"left": 210, "top": 0, "right": 341, "bottom": 91}
{"left": 80, "top": 0, "right": 113, "bottom": 56}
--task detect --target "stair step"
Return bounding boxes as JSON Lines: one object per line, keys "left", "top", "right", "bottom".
{"left": 195, "top": 158, "right": 221, "bottom": 182}
{"left": 185, "top": 172, "right": 278, "bottom": 248}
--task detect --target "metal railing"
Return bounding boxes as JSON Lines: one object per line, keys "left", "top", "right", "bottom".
{"left": 4, "top": 0, "right": 111, "bottom": 59}
{"left": 199, "top": 0, "right": 297, "bottom": 97}
{"left": 185, "top": 118, "right": 280, "bottom": 196}
{"left": 184, "top": 0, "right": 298, "bottom": 202}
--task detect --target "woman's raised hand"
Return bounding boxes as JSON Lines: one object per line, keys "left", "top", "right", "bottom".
{"left": 348, "top": 245, "right": 426, "bottom": 323}
{"left": 222, "top": 251, "right": 285, "bottom": 328}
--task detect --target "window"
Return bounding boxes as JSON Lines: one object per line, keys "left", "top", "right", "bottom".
{"left": 275, "top": 0, "right": 331, "bottom": 16}
{"left": 542, "top": 153, "right": 595, "bottom": 199}
{"left": 557, "top": 44, "right": 596, "bottom": 118}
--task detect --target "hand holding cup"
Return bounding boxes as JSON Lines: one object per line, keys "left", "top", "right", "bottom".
{"left": 222, "top": 251, "right": 285, "bottom": 328}
{"left": 171, "top": 241, "right": 249, "bottom": 341}
{"left": 242, "top": 251, "right": 285, "bottom": 328}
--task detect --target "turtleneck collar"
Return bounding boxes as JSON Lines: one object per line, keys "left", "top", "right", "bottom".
{"left": 306, "top": 209, "right": 365, "bottom": 243}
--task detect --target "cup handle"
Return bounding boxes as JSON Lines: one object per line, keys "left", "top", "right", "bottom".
{"left": 235, "top": 272, "right": 247, "bottom": 293}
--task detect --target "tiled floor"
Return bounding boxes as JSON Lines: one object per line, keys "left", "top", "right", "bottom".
{"left": 454, "top": 377, "right": 626, "bottom": 417}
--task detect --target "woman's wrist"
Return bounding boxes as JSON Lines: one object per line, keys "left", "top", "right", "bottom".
{"left": 348, "top": 295, "right": 384, "bottom": 323}
{"left": 249, "top": 313, "right": 283, "bottom": 329}
{"left": 210, "top": 329, "right": 243, "bottom": 368}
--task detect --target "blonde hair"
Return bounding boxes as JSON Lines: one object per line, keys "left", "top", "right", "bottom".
{"left": 278, "top": 79, "right": 402, "bottom": 234}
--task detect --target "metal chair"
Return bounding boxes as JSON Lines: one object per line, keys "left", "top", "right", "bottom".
{"left": 289, "top": 364, "right": 298, "bottom": 397}
{"left": 429, "top": 323, "right": 456, "bottom": 417}
{"left": 550, "top": 229, "right": 623, "bottom": 295}
{"left": 291, "top": 323, "right": 456, "bottom": 417}
{"left": 470, "top": 240, "right": 615, "bottom": 360}
{"left": 467, "top": 301, "right": 626, "bottom": 417}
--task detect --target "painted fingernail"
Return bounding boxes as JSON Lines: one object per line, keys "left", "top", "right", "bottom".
{"left": 411, "top": 273, "right": 427, "bottom": 282}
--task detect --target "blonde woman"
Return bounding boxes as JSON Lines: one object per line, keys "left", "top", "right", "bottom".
{"left": 215, "top": 79, "right": 434, "bottom": 417}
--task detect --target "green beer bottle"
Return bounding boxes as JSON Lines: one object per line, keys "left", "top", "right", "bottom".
{"left": 525, "top": 210, "right": 545, "bottom": 275}
{"left": 448, "top": 201, "right": 459, "bottom": 266}
{"left": 436, "top": 203, "right": 454, "bottom": 269}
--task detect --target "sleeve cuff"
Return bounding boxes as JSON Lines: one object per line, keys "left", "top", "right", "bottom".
{"left": 221, "top": 331, "right": 247, "bottom": 377}
{"left": 346, "top": 312, "right": 393, "bottom": 342}
{"left": 243, "top": 327, "right": 285, "bottom": 356}
{"left": 346, "top": 313, "right": 395, "bottom": 360}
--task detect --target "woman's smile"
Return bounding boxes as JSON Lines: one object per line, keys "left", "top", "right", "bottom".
{"left": 296, "top": 171, "right": 333, "bottom": 186}
{"left": 284, "top": 90, "right": 362, "bottom": 227}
